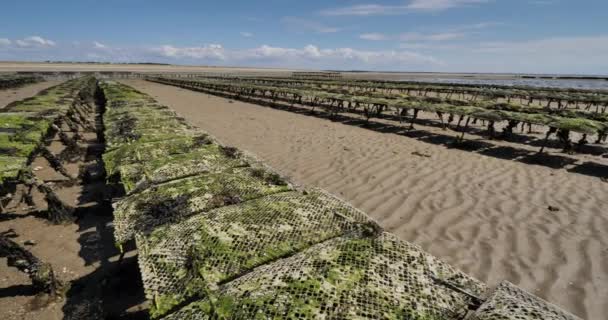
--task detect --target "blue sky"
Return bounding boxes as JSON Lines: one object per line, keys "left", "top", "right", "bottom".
{"left": 1, "top": 0, "right": 607, "bottom": 74}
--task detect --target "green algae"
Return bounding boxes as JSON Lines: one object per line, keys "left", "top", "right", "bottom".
{"left": 162, "top": 233, "right": 485, "bottom": 319}
{"left": 0, "top": 75, "right": 41, "bottom": 89}
{"left": 470, "top": 282, "right": 580, "bottom": 320}
{"left": 0, "top": 76, "right": 96, "bottom": 190}
{"left": 100, "top": 81, "right": 189, "bottom": 150}
{"left": 0, "top": 113, "right": 53, "bottom": 158}
{"left": 113, "top": 166, "right": 292, "bottom": 243}
{"left": 548, "top": 117, "right": 606, "bottom": 134}
{"left": 102, "top": 135, "right": 221, "bottom": 179}
{"left": 102, "top": 105, "right": 196, "bottom": 149}
{"left": 136, "top": 189, "right": 378, "bottom": 318}
{"left": 0, "top": 156, "right": 28, "bottom": 183}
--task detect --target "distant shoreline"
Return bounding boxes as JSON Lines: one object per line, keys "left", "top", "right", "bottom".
{"left": 1, "top": 61, "right": 606, "bottom": 80}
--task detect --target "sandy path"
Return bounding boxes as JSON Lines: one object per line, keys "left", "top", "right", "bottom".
{"left": 122, "top": 79, "right": 607, "bottom": 319}
{"left": 0, "top": 81, "right": 63, "bottom": 109}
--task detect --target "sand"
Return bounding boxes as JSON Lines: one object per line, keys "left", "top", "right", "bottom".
{"left": 121, "top": 79, "right": 608, "bottom": 319}
{"left": 0, "top": 81, "right": 63, "bottom": 109}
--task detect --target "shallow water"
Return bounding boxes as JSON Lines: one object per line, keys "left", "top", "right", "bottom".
{"left": 400, "top": 77, "right": 608, "bottom": 90}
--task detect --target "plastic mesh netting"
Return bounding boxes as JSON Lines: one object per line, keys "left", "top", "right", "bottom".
{"left": 470, "top": 281, "right": 580, "bottom": 320}
{"left": 161, "top": 232, "right": 486, "bottom": 320}
{"left": 113, "top": 166, "right": 293, "bottom": 244}
{"left": 136, "top": 189, "right": 382, "bottom": 316}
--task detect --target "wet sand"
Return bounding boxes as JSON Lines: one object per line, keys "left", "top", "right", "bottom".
{"left": 122, "top": 79, "right": 608, "bottom": 319}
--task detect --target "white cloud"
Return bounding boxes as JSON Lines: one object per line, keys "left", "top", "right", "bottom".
{"left": 399, "top": 32, "right": 466, "bottom": 41}
{"left": 2, "top": 33, "right": 607, "bottom": 74}
{"left": 360, "top": 20, "right": 499, "bottom": 43}
{"left": 474, "top": 36, "right": 608, "bottom": 56}
{"left": 321, "top": 0, "right": 489, "bottom": 15}
{"left": 240, "top": 45, "right": 295, "bottom": 59}
{"left": 156, "top": 44, "right": 226, "bottom": 60}
{"left": 154, "top": 43, "right": 441, "bottom": 69}
{"left": 529, "top": 0, "right": 556, "bottom": 5}
{"left": 459, "top": 21, "right": 503, "bottom": 30}
{"left": 93, "top": 41, "right": 107, "bottom": 49}
{"left": 361, "top": 31, "right": 466, "bottom": 41}
{"left": 394, "top": 35, "right": 608, "bottom": 74}
{"left": 240, "top": 44, "right": 327, "bottom": 60}
{"left": 252, "top": 44, "right": 442, "bottom": 66}
{"left": 240, "top": 32, "right": 253, "bottom": 38}
{"left": 399, "top": 42, "right": 465, "bottom": 50}
{"left": 360, "top": 33, "right": 389, "bottom": 41}
{"left": 15, "top": 36, "right": 56, "bottom": 48}
{"left": 86, "top": 53, "right": 104, "bottom": 60}
{"left": 407, "top": 0, "right": 489, "bottom": 11}
{"left": 281, "top": 17, "right": 341, "bottom": 33}
{"left": 321, "top": 4, "right": 406, "bottom": 16}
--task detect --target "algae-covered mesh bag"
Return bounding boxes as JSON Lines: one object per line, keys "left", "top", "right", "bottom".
{"left": 469, "top": 281, "right": 581, "bottom": 320}
{"left": 103, "top": 106, "right": 195, "bottom": 150}
{"left": 161, "top": 232, "right": 486, "bottom": 320}
{"left": 104, "top": 110, "right": 189, "bottom": 135}
{"left": 136, "top": 189, "right": 381, "bottom": 317}
{"left": 101, "top": 82, "right": 196, "bottom": 150}
{"left": 1, "top": 77, "right": 93, "bottom": 185}
{"left": 103, "top": 104, "right": 176, "bottom": 122}
{"left": 0, "top": 156, "right": 28, "bottom": 185}
{"left": 0, "top": 113, "right": 53, "bottom": 153}
{"left": 0, "top": 113, "right": 50, "bottom": 183}
{"left": 113, "top": 166, "right": 293, "bottom": 244}
{"left": 100, "top": 81, "right": 155, "bottom": 106}
{"left": 117, "top": 146, "right": 248, "bottom": 194}
{"left": 103, "top": 136, "right": 208, "bottom": 178}
{"left": 103, "top": 135, "right": 249, "bottom": 193}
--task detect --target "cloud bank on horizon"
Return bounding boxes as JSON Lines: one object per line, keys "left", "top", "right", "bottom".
{"left": 0, "top": 0, "right": 607, "bottom": 74}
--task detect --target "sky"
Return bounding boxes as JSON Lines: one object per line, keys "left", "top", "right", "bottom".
{"left": 1, "top": 0, "right": 607, "bottom": 74}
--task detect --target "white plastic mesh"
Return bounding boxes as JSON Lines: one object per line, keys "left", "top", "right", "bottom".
{"left": 470, "top": 281, "right": 581, "bottom": 320}
{"left": 103, "top": 135, "right": 248, "bottom": 193}
{"left": 161, "top": 232, "right": 486, "bottom": 320}
{"left": 112, "top": 166, "right": 292, "bottom": 244}
{"left": 136, "top": 189, "right": 381, "bottom": 315}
